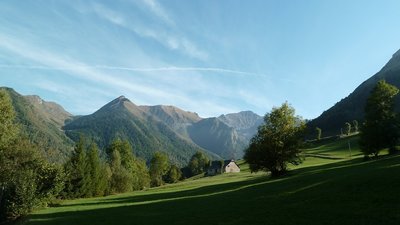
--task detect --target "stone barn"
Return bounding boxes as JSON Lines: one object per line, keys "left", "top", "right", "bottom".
{"left": 207, "top": 160, "right": 240, "bottom": 176}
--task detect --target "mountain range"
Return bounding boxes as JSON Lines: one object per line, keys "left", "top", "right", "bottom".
{"left": 2, "top": 88, "right": 263, "bottom": 166}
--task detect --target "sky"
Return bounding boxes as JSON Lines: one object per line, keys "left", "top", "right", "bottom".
{"left": 1, "top": 0, "right": 400, "bottom": 119}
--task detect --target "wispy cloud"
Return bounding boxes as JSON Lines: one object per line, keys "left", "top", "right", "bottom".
{"left": 0, "top": 34, "right": 177, "bottom": 100}
{"left": 92, "top": 3, "right": 125, "bottom": 26}
{"left": 0, "top": 34, "right": 248, "bottom": 116}
{"left": 91, "top": 2, "right": 208, "bottom": 60}
{"left": 140, "top": 0, "right": 175, "bottom": 26}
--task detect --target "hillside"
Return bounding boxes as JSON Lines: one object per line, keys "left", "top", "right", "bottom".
{"left": 1, "top": 87, "right": 74, "bottom": 162}
{"left": 63, "top": 96, "right": 216, "bottom": 166}
{"left": 25, "top": 137, "right": 400, "bottom": 225}
{"left": 308, "top": 49, "right": 400, "bottom": 136}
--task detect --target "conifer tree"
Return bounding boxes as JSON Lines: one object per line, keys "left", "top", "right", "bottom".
{"left": 86, "top": 142, "right": 102, "bottom": 197}
{"left": 63, "top": 137, "right": 90, "bottom": 198}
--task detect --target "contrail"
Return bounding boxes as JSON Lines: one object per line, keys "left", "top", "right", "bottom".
{"left": 0, "top": 64, "right": 268, "bottom": 77}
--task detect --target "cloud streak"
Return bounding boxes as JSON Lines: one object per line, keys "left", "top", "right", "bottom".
{"left": 91, "top": 2, "right": 208, "bottom": 60}
{"left": 140, "top": 0, "right": 175, "bottom": 26}
{"left": 0, "top": 64, "right": 268, "bottom": 77}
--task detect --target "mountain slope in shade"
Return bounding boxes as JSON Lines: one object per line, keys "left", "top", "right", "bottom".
{"left": 218, "top": 111, "right": 263, "bottom": 141}
{"left": 308, "top": 49, "right": 400, "bottom": 136}
{"left": 63, "top": 96, "right": 217, "bottom": 166}
{"left": 1, "top": 87, "right": 74, "bottom": 162}
{"left": 188, "top": 117, "right": 247, "bottom": 159}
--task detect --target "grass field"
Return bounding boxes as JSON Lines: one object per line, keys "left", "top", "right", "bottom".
{"left": 23, "top": 135, "right": 400, "bottom": 225}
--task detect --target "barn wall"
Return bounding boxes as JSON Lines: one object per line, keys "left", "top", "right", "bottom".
{"left": 225, "top": 162, "right": 240, "bottom": 173}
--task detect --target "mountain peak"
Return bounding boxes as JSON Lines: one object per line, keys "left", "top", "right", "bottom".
{"left": 109, "top": 95, "right": 131, "bottom": 105}
{"left": 94, "top": 95, "right": 145, "bottom": 118}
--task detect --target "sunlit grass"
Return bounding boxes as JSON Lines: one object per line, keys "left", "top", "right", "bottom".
{"left": 24, "top": 136, "right": 400, "bottom": 225}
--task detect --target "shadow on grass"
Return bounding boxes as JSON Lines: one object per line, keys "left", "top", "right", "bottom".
{"left": 26, "top": 155, "right": 400, "bottom": 225}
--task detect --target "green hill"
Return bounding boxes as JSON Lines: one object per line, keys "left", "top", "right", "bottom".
{"left": 308, "top": 49, "right": 400, "bottom": 136}
{"left": 24, "top": 136, "right": 400, "bottom": 225}
{"left": 1, "top": 87, "right": 74, "bottom": 162}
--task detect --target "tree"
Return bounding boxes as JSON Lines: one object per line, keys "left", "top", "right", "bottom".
{"left": 0, "top": 92, "right": 63, "bottom": 221}
{"left": 109, "top": 150, "right": 132, "bottom": 193}
{"left": 315, "top": 127, "right": 322, "bottom": 140}
{"left": 149, "top": 152, "right": 169, "bottom": 187}
{"left": 188, "top": 151, "right": 210, "bottom": 176}
{"left": 86, "top": 142, "right": 108, "bottom": 197}
{"left": 360, "top": 80, "right": 400, "bottom": 157}
{"left": 107, "top": 139, "right": 149, "bottom": 191}
{"left": 0, "top": 90, "right": 18, "bottom": 150}
{"left": 107, "top": 139, "right": 135, "bottom": 170}
{"left": 164, "top": 165, "right": 182, "bottom": 183}
{"left": 63, "top": 137, "right": 90, "bottom": 198}
{"left": 353, "top": 120, "right": 359, "bottom": 133}
{"left": 131, "top": 158, "right": 150, "bottom": 190}
{"left": 244, "top": 102, "right": 306, "bottom": 177}
{"left": 345, "top": 122, "right": 351, "bottom": 135}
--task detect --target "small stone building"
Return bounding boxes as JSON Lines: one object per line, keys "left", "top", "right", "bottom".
{"left": 207, "top": 160, "right": 240, "bottom": 176}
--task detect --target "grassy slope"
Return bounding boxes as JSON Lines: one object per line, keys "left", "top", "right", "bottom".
{"left": 25, "top": 136, "right": 400, "bottom": 225}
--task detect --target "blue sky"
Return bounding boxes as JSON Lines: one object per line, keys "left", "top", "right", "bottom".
{"left": 1, "top": 0, "right": 400, "bottom": 119}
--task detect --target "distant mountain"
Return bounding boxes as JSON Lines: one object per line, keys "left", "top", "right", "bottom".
{"left": 1, "top": 87, "right": 74, "bottom": 162}
{"left": 188, "top": 117, "right": 247, "bottom": 159}
{"left": 63, "top": 96, "right": 216, "bottom": 166}
{"left": 308, "top": 49, "right": 400, "bottom": 136}
{"left": 139, "top": 105, "right": 201, "bottom": 139}
{"left": 140, "top": 106, "right": 261, "bottom": 159}
{"left": 218, "top": 111, "right": 263, "bottom": 141}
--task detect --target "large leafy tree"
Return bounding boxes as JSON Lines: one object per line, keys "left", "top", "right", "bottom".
{"left": 244, "top": 102, "right": 306, "bottom": 177}
{"left": 360, "top": 80, "right": 400, "bottom": 157}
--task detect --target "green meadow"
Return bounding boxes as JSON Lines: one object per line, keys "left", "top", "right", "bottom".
{"left": 24, "top": 135, "right": 400, "bottom": 225}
